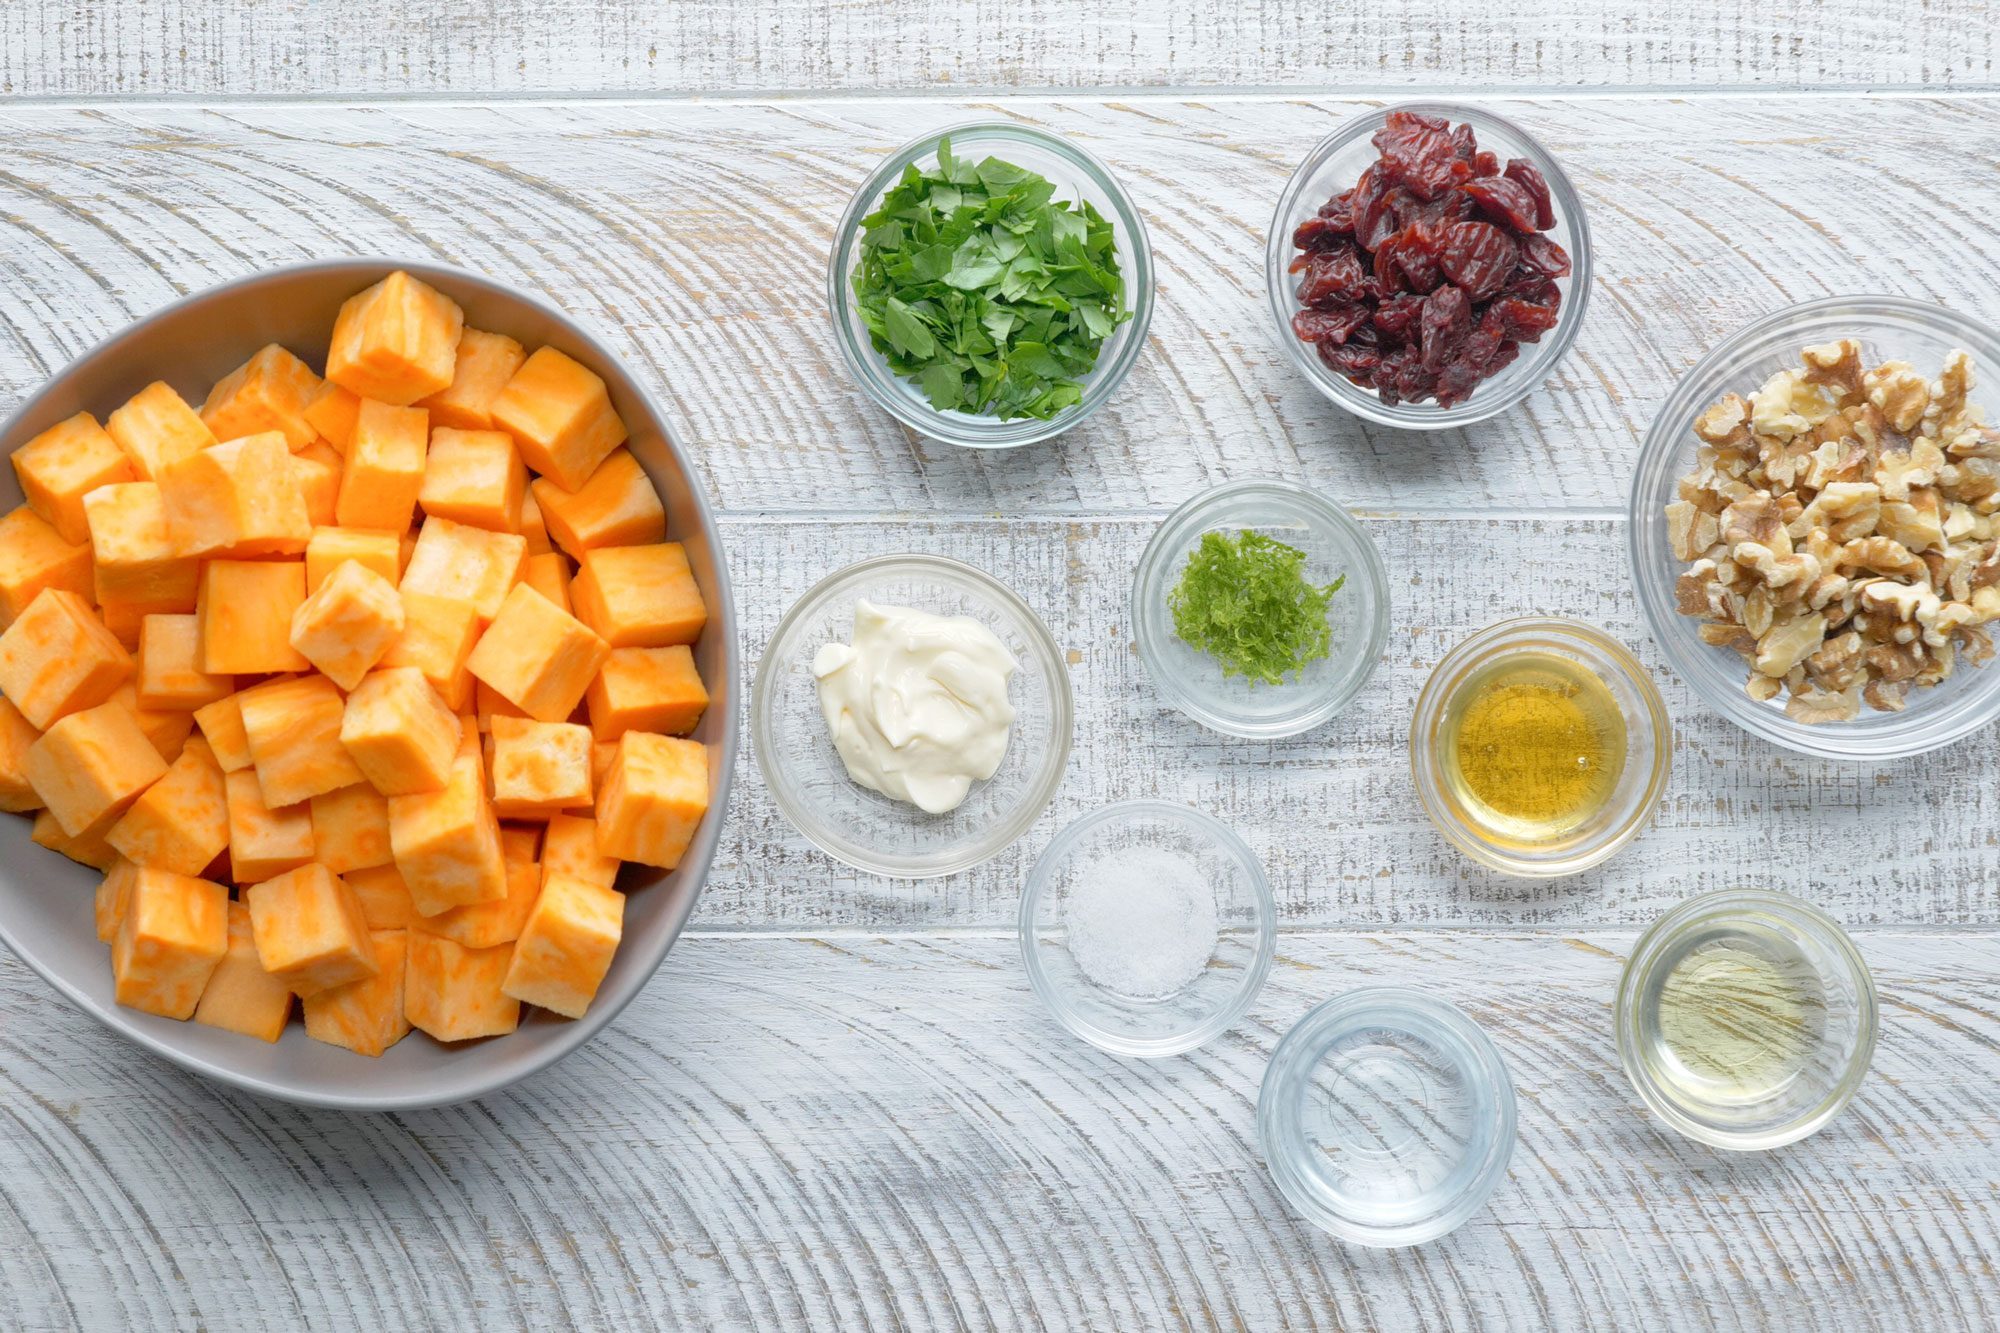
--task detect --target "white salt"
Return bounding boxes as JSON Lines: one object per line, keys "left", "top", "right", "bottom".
{"left": 1062, "top": 847, "right": 1220, "bottom": 998}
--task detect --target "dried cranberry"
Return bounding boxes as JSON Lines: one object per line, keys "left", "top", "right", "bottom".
{"left": 1371, "top": 111, "right": 1467, "bottom": 201}
{"left": 1371, "top": 293, "right": 1426, "bottom": 342}
{"left": 1450, "top": 123, "right": 1477, "bottom": 160}
{"left": 1419, "top": 285, "right": 1472, "bottom": 371}
{"left": 1318, "top": 188, "right": 1357, "bottom": 229}
{"left": 1319, "top": 337, "right": 1383, "bottom": 382}
{"left": 1472, "top": 151, "right": 1499, "bottom": 177}
{"left": 1503, "top": 159, "right": 1556, "bottom": 229}
{"left": 1483, "top": 296, "right": 1561, "bottom": 341}
{"left": 1486, "top": 340, "right": 1523, "bottom": 375}
{"left": 1377, "top": 223, "right": 1442, "bottom": 294}
{"left": 1296, "top": 246, "right": 1370, "bottom": 306}
{"left": 1434, "top": 221, "right": 1518, "bottom": 302}
{"left": 1292, "top": 305, "right": 1371, "bottom": 345}
{"left": 1460, "top": 176, "right": 1542, "bottom": 233}
{"left": 1517, "top": 232, "right": 1572, "bottom": 279}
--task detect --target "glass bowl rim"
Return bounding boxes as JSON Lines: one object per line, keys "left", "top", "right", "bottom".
{"left": 1017, "top": 798, "right": 1277, "bottom": 1058}
{"left": 1264, "top": 98, "right": 1593, "bottom": 430}
{"left": 826, "top": 118, "right": 1156, "bottom": 449}
{"left": 751, "top": 551, "right": 1075, "bottom": 879}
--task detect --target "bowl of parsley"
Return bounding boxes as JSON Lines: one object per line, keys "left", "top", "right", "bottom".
{"left": 828, "top": 122, "right": 1154, "bottom": 448}
{"left": 1131, "top": 480, "right": 1391, "bottom": 738}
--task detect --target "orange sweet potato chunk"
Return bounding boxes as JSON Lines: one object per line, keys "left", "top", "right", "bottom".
{"left": 310, "top": 782, "right": 395, "bottom": 875}
{"left": 24, "top": 696, "right": 166, "bottom": 836}
{"left": 224, "top": 767, "right": 314, "bottom": 884}
{"left": 303, "top": 382, "right": 362, "bottom": 454}
{"left": 0, "top": 587, "right": 134, "bottom": 730}
{"left": 379, "top": 590, "right": 480, "bottom": 711}
{"left": 193, "top": 901, "right": 293, "bottom": 1042}
{"left": 595, "top": 732, "right": 709, "bottom": 870}
{"left": 498, "top": 821, "right": 542, "bottom": 866}
{"left": 571, "top": 543, "right": 707, "bottom": 648}
{"left": 105, "top": 381, "right": 217, "bottom": 481}
{"left": 160, "top": 431, "right": 312, "bottom": 558}
{"left": 192, "top": 691, "right": 254, "bottom": 773}
{"left": 400, "top": 516, "right": 526, "bottom": 623}
{"left": 388, "top": 748, "right": 507, "bottom": 916}
{"left": 0, "top": 697, "right": 43, "bottom": 812}
{"left": 0, "top": 504, "right": 96, "bottom": 628}
{"left": 305, "top": 526, "right": 402, "bottom": 593}
{"left": 200, "top": 344, "right": 324, "bottom": 450}
{"left": 197, "top": 560, "right": 309, "bottom": 675}
{"left": 540, "top": 813, "right": 620, "bottom": 889}
{"left": 416, "top": 328, "right": 525, "bottom": 430}
{"left": 95, "top": 858, "right": 139, "bottom": 942}
{"left": 487, "top": 716, "right": 593, "bottom": 819}
{"left": 106, "top": 680, "right": 193, "bottom": 764}
{"left": 404, "top": 930, "right": 520, "bottom": 1041}
{"left": 237, "top": 674, "right": 367, "bottom": 808}
{"left": 34, "top": 807, "right": 120, "bottom": 871}
{"left": 466, "top": 582, "right": 607, "bottom": 723}
{"left": 136, "top": 613, "right": 233, "bottom": 711}
{"left": 419, "top": 427, "right": 526, "bottom": 533}
{"left": 246, "top": 862, "right": 377, "bottom": 996}
{"left": 501, "top": 872, "right": 625, "bottom": 1020}
{"left": 303, "top": 927, "right": 411, "bottom": 1057}
{"left": 530, "top": 449, "right": 665, "bottom": 559}
{"left": 344, "top": 861, "right": 418, "bottom": 929}
{"left": 490, "top": 347, "right": 629, "bottom": 492}
{"left": 339, "top": 666, "right": 462, "bottom": 796}
{"left": 83, "top": 482, "right": 198, "bottom": 614}
{"left": 335, "top": 399, "right": 429, "bottom": 531}
{"left": 289, "top": 560, "right": 405, "bottom": 690}
{"left": 13, "top": 412, "right": 137, "bottom": 544}
{"left": 325, "top": 271, "right": 465, "bottom": 406}
{"left": 415, "top": 856, "right": 540, "bottom": 950}
{"left": 520, "top": 551, "right": 572, "bottom": 612}
{"left": 292, "top": 448, "right": 342, "bottom": 528}
{"left": 106, "top": 735, "right": 230, "bottom": 876}
{"left": 111, "top": 867, "right": 228, "bottom": 1019}
{"left": 586, "top": 645, "right": 709, "bottom": 741}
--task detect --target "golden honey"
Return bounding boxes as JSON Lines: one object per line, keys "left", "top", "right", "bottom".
{"left": 1440, "top": 652, "right": 1627, "bottom": 844}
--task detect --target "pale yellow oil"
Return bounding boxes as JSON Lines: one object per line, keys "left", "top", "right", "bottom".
{"left": 1441, "top": 653, "right": 1627, "bottom": 845}
{"left": 1643, "top": 926, "right": 1827, "bottom": 1109}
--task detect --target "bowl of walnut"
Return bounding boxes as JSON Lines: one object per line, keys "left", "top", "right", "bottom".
{"left": 1630, "top": 295, "right": 2000, "bottom": 760}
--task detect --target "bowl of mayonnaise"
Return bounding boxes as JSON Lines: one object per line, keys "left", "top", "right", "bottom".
{"left": 752, "top": 553, "right": 1073, "bottom": 878}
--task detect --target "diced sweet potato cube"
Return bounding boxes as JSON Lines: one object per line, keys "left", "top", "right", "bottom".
{"left": 415, "top": 856, "right": 539, "bottom": 950}
{"left": 596, "top": 732, "right": 708, "bottom": 870}
{"left": 591, "top": 740, "right": 617, "bottom": 787}
{"left": 499, "top": 822, "right": 542, "bottom": 865}
{"left": 83, "top": 482, "right": 197, "bottom": 614}
{"left": 106, "top": 681, "right": 193, "bottom": 763}
{"left": 335, "top": 399, "right": 428, "bottom": 530}
{"left": 404, "top": 930, "right": 519, "bottom": 1041}
{"left": 540, "top": 813, "right": 619, "bottom": 888}
{"left": 288, "top": 560, "right": 404, "bottom": 691}
{"left": 339, "top": 666, "right": 461, "bottom": 796}
{"left": 519, "top": 489, "right": 553, "bottom": 556}
{"left": 200, "top": 344, "right": 324, "bottom": 450}
{"left": 224, "top": 767, "right": 313, "bottom": 883}
{"left": 502, "top": 872, "right": 624, "bottom": 1019}
{"left": 106, "top": 735, "right": 229, "bottom": 875}
{"left": 197, "top": 560, "right": 309, "bottom": 675}
{"left": 0, "top": 697, "right": 43, "bottom": 812}
{"left": 571, "top": 543, "right": 706, "bottom": 648}
{"left": 487, "top": 716, "right": 593, "bottom": 819}
{"left": 531, "top": 449, "right": 665, "bottom": 559}
{"left": 0, "top": 505, "right": 95, "bottom": 628}
{"left": 136, "top": 614, "right": 232, "bottom": 711}
{"left": 305, "top": 527, "right": 402, "bottom": 593}
{"left": 160, "top": 431, "right": 312, "bottom": 558}
{"left": 325, "top": 271, "right": 465, "bottom": 406}
{"left": 520, "top": 551, "right": 572, "bottom": 612}
{"left": 292, "top": 449, "right": 341, "bottom": 527}
{"left": 303, "top": 382, "right": 362, "bottom": 454}
{"left": 111, "top": 867, "right": 228, "bottom": 1019}
{"left": 105, "top": 381, "right": 217, "bottom": 480}
{"left": 237, "top": 674, "right": 366, "bottom": 808}
{"left": 192, "top": 692, "right": 253, "bottom": 772}
{"left": 34, "top": 807, "right": 119, "bottom": 870}
{"left": 25, "top": 697, "right": 166, "bottom": 836}
{"left": 419, "top": 427, "right": 526, "bottom": 532}
{"left": 400, "top": 516, "right": 525, "bottom": 622}
{"left": 246, "top": 862, "right": 377, "bottom": 997}
{"left": 389, "top": 749, "right": 506, "bottom": 915}
{"left": 379, "top": 590, "right": 479, "bottom": 710}
{"left": 475, "top": 679, "right": 530, "bottom": 732}
{"left": 587, "top": 645, "right": 708, "bottom": 741}
{"left": 95, "top": 858, "right": 139, "bottom": 942}
{"left": 466, "top": 582, "right": 607, "bottom": 724}
{"left": 417, "top": 328, "right": 525, "bottom": 430}
{"left": 491, "top": 347, "right": 628, "bottom": 492}
{"left": 310, "top": 783, "right": 394, "bottom": 875}
{"left": 193, "top": 901, "right": 293, "bottom": 1042}
{"left": 303, "top": 927, "right": 410, "bottom": 1056}
{"left": 13, "top": 412, "right": 137, "bottom": 544}
{"left": 345, "top": 861, "right": 417, "bottom": 929}
{"left": 0, "top": 588, "right": 132, "bottom": 730}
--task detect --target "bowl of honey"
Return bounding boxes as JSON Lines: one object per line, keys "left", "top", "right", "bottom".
{"left": 1409, "top": 618, "right": 1672, "bottom": 877}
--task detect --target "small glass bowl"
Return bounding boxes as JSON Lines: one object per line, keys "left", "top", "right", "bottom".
{"left": 1616, "top": 889, "right": 1878, "bottom": 1151}
{"left": 1259, "top": 987, "right": 1517, "bottom": 1248}
{"left": 1410, "top": 617, "right": 1671, "bottom": 877}
{"left": 827, "top": 121, "right": 1155, "bottom": 449}
{"left": 1019, "top": 800, "right": 1275, "bottom": 1058}
{"left": 1265, "top": 101, "right": 1592, "bottom": 428}
{"left": 1132, "top": 480, "right": 1390, "bottom": 738}
{"left": 752, "top": 554, "right": 1073, "bottom": 878}
{"left": 1629, "top": 295, "right": 2000, "bottom": 759}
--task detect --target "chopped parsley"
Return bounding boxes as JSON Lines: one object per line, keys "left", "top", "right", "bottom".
{"left": 1168, "top": 530, "right": 1345, "bottom": 686}
{"left": 852, "top": 138, "right": 1129, "bottom": 421}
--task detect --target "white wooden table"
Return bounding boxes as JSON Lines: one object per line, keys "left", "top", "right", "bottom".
{"left": 4, "top": 4, "right": 1998, "bottom": 1329}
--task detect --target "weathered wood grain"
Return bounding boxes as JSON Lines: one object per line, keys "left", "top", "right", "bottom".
{"left": 1, "top": 931, "right": 1992, "bottom": 1332}
{"left": 4, "top": 0, "right": 1995, "bottom": 97}
{"left": 704, "top": 514, "right": 2000, "bottom": 930}
{"left": 2, "top": 97, "right": 1998, "bottom": 516}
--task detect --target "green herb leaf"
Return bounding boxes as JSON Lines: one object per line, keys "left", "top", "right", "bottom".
{"left": 1167, "top": 530, "right": 1345, "bottom": 686}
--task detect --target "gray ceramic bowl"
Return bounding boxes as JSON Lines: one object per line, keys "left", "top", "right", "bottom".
{"left": 0, "top": 259, "right": 738, "bottom": 1110}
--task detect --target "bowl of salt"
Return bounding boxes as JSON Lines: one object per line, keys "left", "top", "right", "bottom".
{"left": 1018, "top": 800, "right": 1276, "bottom": 1057}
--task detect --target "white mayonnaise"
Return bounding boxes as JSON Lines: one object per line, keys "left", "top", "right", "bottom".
{"left": 812, "top": 599, "right": 1018, "bottom": 815}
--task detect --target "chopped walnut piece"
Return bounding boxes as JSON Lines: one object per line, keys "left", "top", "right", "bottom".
{"left": 1802, "top": 339, "right": 1864, "bottom": 395}
{"left": 1785, "top": 685, "right": 1861, "bottom": 724}
{"left": 1864, "top": 361, "right": 1931, "bottom": 433}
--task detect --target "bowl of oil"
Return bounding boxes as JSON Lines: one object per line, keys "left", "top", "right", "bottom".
{"left": 1409, "top": 617, "right": 1672, "bottom": 877}
{"left": 1615, "top": 889, "right": 1877, "bottom": 1151}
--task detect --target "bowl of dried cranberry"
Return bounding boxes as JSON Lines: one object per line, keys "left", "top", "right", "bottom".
{"left": 1266, "top": 103, "right": 1591, "bottom": 428}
